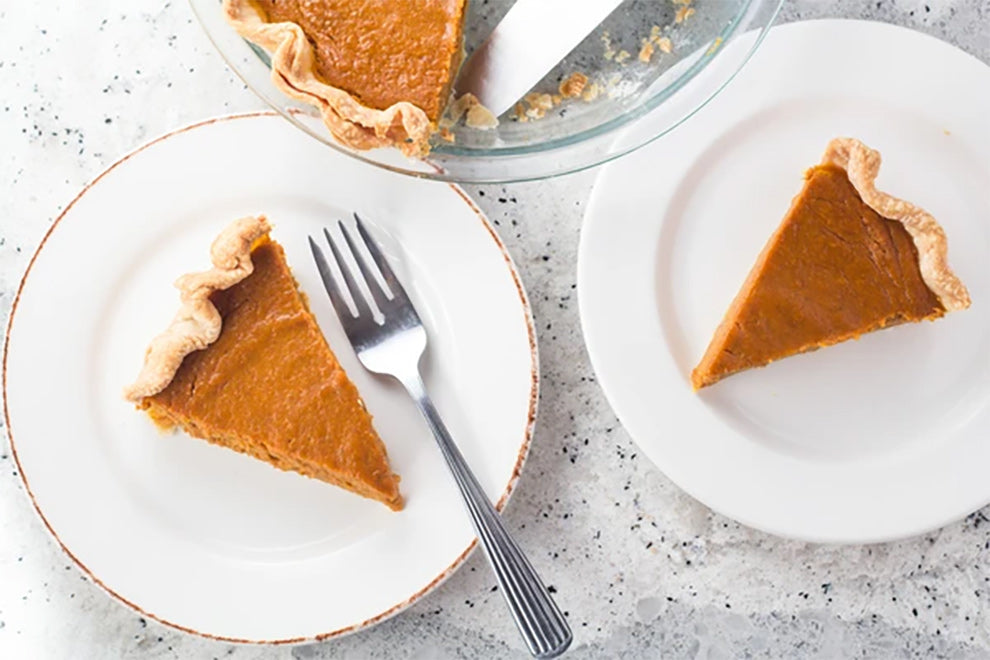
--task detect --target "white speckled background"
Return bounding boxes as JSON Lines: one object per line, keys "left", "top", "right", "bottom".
{"left": 2, "top": 1, "right": 990, "bottom": 658}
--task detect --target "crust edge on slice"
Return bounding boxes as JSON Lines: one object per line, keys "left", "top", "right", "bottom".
{"left": 691, "top": 137, "right": 970, "bottom": 391}
{"left": 223, "top": 0, "right": 438, "bottom": 157}
{"left": 823, "top": 138, "right": 970, "bottom": 312}
{"left": 123, "top": 215, "right": 272, "bottom": 402}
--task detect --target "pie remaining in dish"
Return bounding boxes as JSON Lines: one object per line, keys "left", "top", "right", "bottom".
{"left": 124, "top": 215, "right": 403, "bottom": 510}
{"left": 692, "top": 137, "right": 971, "bottom": 390}
{"left": 223, "top": 0, "right": 468, "bottom": 156}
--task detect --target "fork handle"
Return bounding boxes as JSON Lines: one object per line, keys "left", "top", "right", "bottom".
{"left": 403, "top": 374, "right": 572, "bottom": 659}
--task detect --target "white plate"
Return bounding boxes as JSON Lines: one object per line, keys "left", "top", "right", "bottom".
{"left": 578, "top": 19, "right": 990, "bottom": 544}
{"left": 3, "top": 113, "right": 537, "bottom": 642}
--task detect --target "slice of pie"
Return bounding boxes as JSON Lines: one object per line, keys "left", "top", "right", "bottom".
{"left": 692, "top": 137, "right": 971, "bottom": 390}
{"left": 124, "top": 215, "right": 402, "bottom": 510}
{"left": 223, "top": 0, "right": 468, "bottom": 156}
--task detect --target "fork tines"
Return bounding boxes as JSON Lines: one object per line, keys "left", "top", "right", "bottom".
{"left": 308, "top": 213, "right": 412, "bottom": 323}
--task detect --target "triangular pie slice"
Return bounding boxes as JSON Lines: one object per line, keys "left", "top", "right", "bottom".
{"left": 223, "top": 0, "right": 469, "bottom": 156}
{"left": 692, "top": 138, "right": 971, "bottom": 390}
{"left": 124, "top": 215, "right": 402, "bottom": 510}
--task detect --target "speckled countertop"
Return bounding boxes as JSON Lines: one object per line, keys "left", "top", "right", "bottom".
{"left": 3, "top": 1, "right": 990, "bottom": 658}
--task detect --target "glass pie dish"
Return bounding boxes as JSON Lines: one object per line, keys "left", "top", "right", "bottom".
{"left": 190, "top": 0, "right": 783, "bottom": 183}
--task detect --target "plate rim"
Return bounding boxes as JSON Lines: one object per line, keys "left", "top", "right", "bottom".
{"left": 2, "top": 111, "right": 540, "bottom": 644}
{"left": 577, "top": 18, "right": 990, "bottom": 544}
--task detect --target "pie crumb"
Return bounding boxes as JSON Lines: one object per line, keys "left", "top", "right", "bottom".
{"left": 525, "top": 106, "right": 546, "bottom": 120}
{"left": 512, "top": 102, "right": 529, "bottom": 122}
{"left": 446, "top": 93, "right": 499, "bottom": 130}
{"left": 675, "top": 6, "right": 695, "bottom": 24}
{"left": 525, "top": 92, "right": 555, "bottom": 111}
{"left": 638, "top": 40, "right": 655, "bottom": 63}
{"left": 513, "top": 87, "right": 575, "bottom": 121}
{"left": 581, "top": 82, "right": 602, "bottom": 102}
{"left": 466, "top": 103, "right": 499, "bottom": 129}
{"left": 559, "top": 72, "right": 589, "bottom": 98}
{"left": 601, "top": 31, "right": 616, "bottom": 61}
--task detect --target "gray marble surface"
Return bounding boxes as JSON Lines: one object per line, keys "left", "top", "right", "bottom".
{"left": 2, "top": 1, "right": 990, "bottom": 658}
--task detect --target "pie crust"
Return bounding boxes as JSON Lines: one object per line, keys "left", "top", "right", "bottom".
{"left": 123, "top": 215, "right": 271, "bottom": 401}
{"left": 823, "top": 138, "right": 970, "bottom": 311}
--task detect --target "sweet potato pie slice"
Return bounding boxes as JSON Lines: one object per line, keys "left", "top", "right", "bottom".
{"left": 692, "top": 138, "right": 970, "bottom": 390}
{"left": 124, "top": 215, "right": 402, "bottom": 510}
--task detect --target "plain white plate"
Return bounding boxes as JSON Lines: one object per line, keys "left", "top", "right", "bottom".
{"left": 3, "top": 113, "right": 537, "bottom": 642}
{"left": 578, "top": 20, "right": 990, "bottom": 544}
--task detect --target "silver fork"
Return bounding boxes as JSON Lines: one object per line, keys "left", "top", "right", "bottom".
{"left": 309, "top": 214, "right": 572, "bottom": 659}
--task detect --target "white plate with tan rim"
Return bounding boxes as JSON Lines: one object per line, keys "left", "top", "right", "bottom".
{"left": 578, "top": 20, "right": 990, "bottom": 543}
{"left": 3, "top": 112, "right": 537, "bottom": 642}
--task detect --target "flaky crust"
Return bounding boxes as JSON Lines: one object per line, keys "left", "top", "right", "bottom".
{"left": 823, "top": 138, "right": 971, "bottom": 312}
{"left": 223, "top": 0, "right": 433, "bottom": 157}
{"left": 123, "top": 215, "right": 272, "bottom": 402}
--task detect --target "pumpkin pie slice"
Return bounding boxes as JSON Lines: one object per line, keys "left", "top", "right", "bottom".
{"left": 223, "top": 0, "right": 469, "bottom": 156}
{"left": 692, "top": 138, "right": 970, "bottom": 390}
{"left": 124, "top": 215, "right": 402, "bottom": 510}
